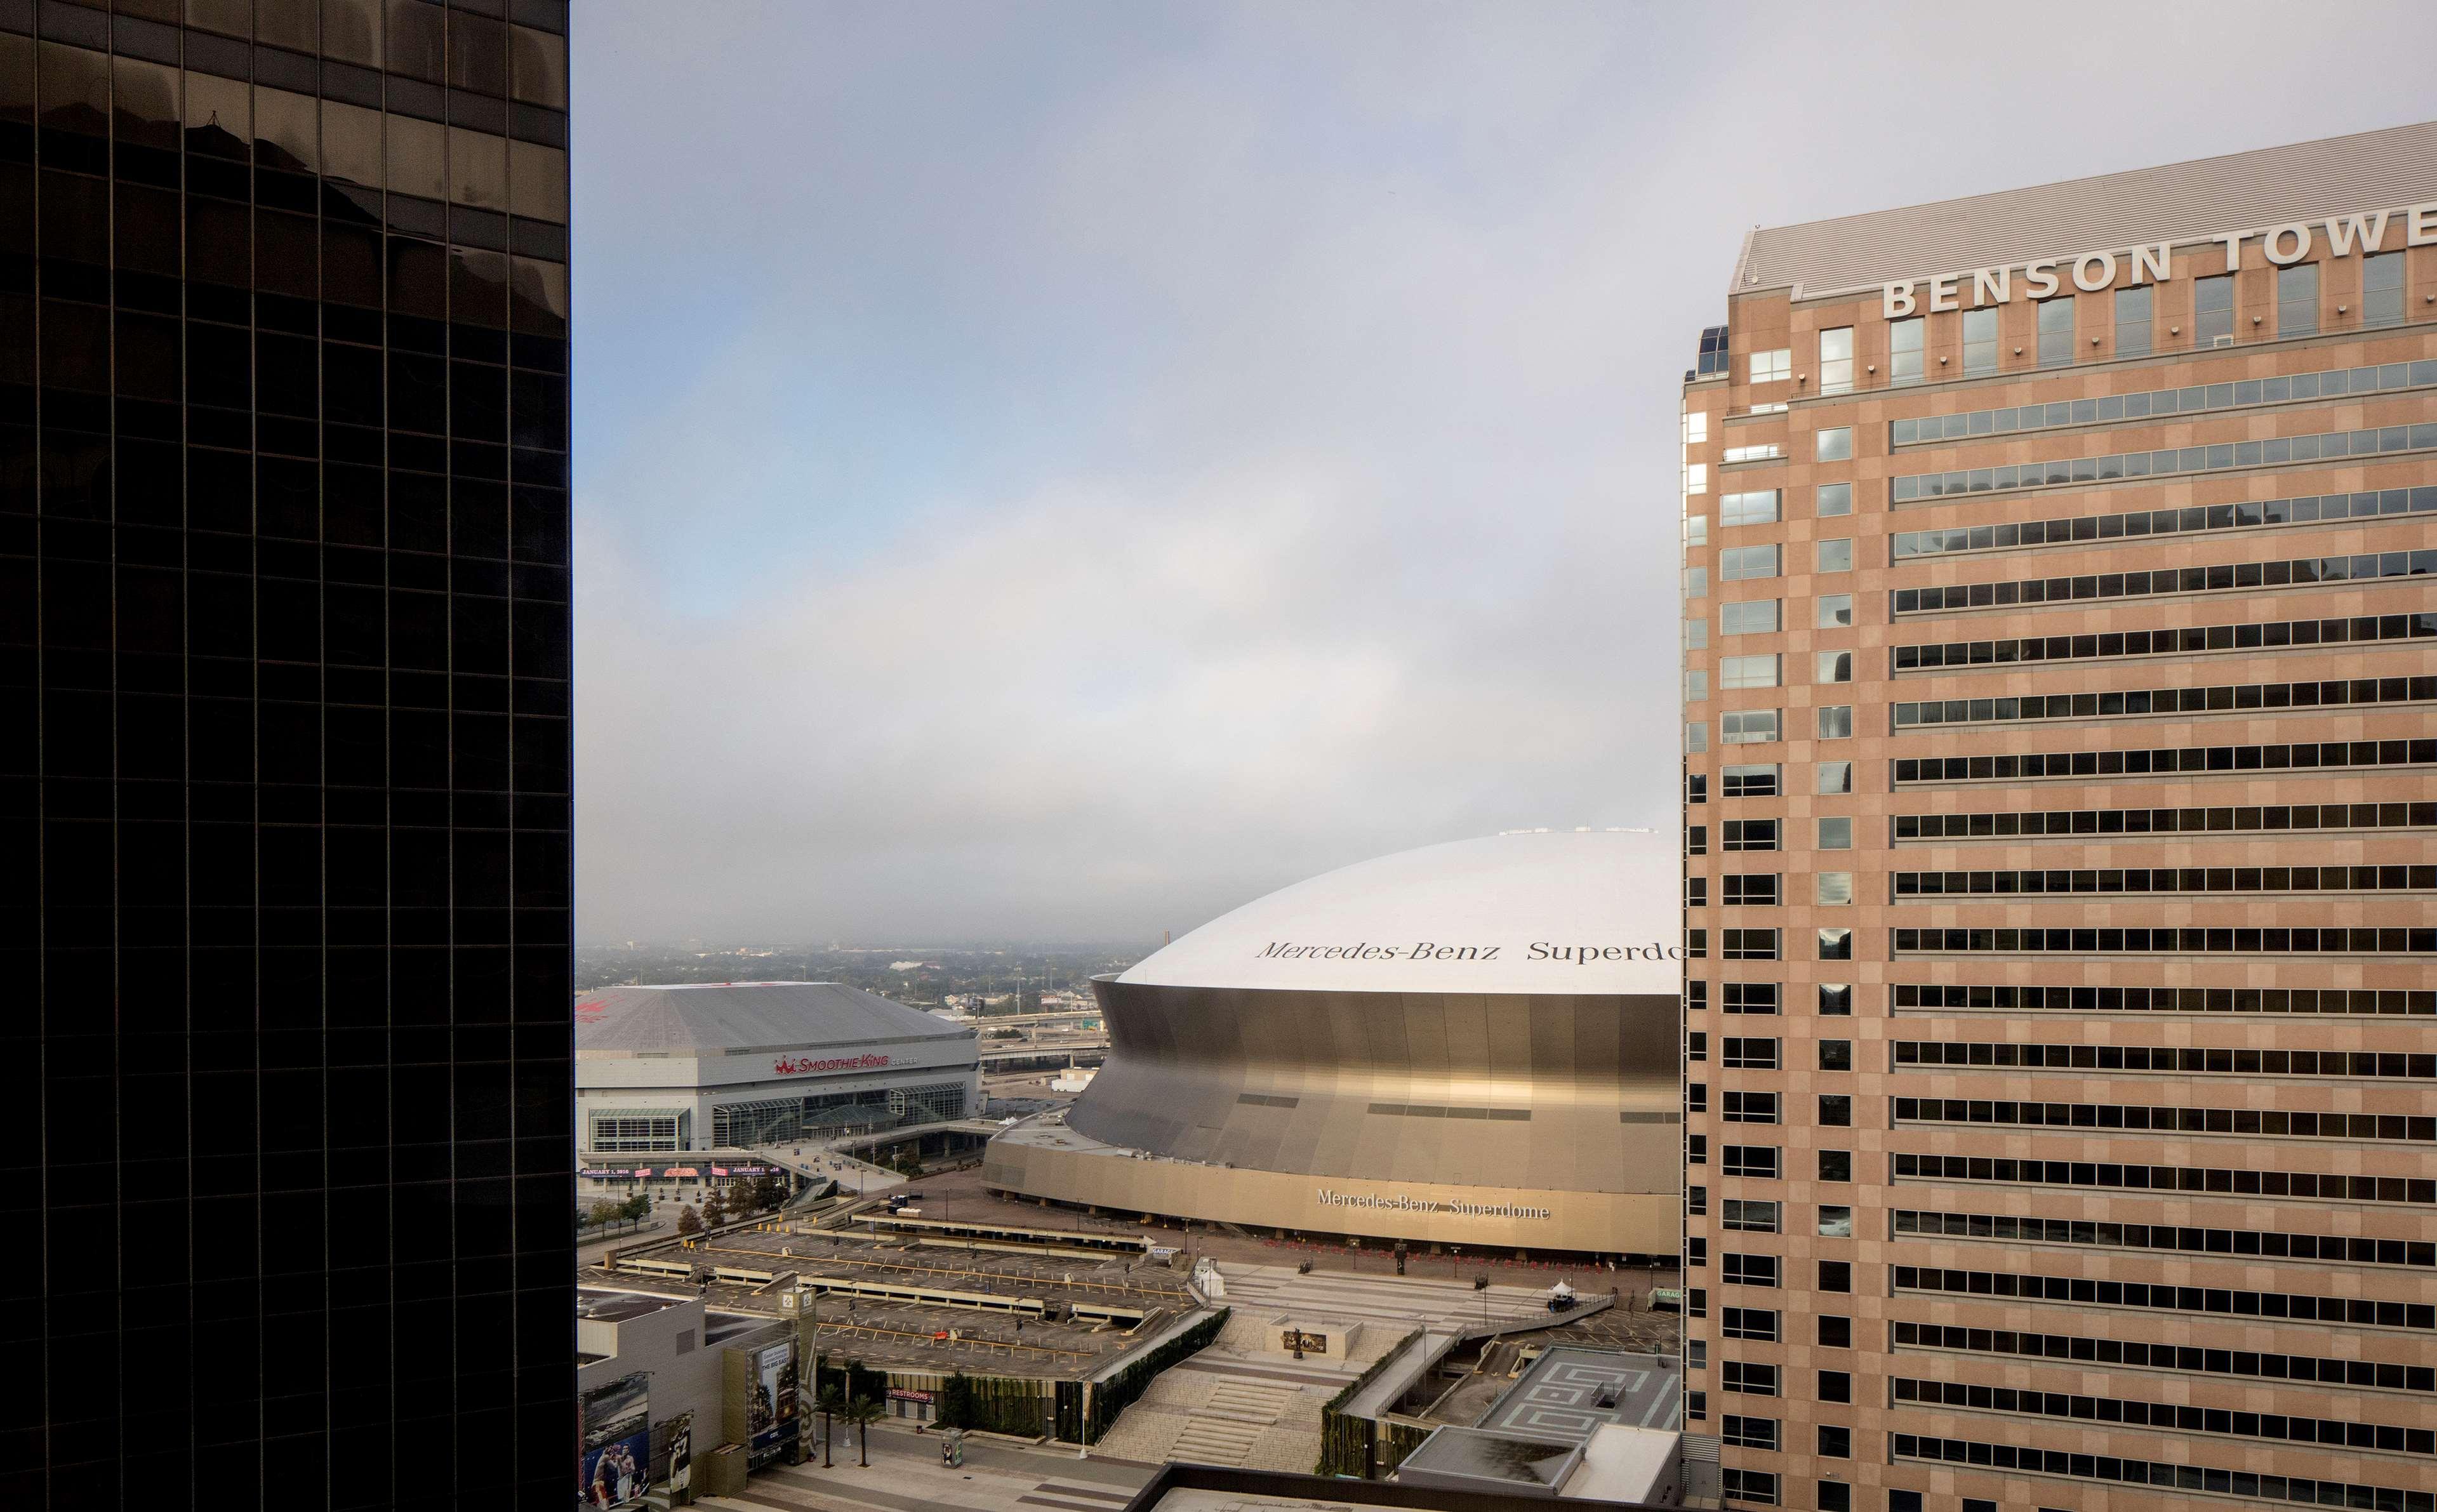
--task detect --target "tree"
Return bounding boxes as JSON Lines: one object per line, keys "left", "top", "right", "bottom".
{"left": 842, "top": 1392, "right": 885, "bottom": 1468}
{"left": 700, "top": 1189, "right": 727, "bottom": 1229}
{"left": 817, "top": 1383, "right": 844, "bottom": 1469}
{"left": 621, "top": 1193, "right": 651, "bottom": 1222}
{"left": 675, "top": 1204, "right": 702, "bottom": 1237}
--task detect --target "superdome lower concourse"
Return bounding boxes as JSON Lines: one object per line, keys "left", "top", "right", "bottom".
{"left": 985, "top": 829, "right": 1683, "bottom": 1257}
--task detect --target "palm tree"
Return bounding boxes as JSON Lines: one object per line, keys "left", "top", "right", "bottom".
{"left": 818, "top": 1383, "right": 844, "bottom": 1469}
{"left": 843, "top": 1392, "right": 886, "bottom": 1468}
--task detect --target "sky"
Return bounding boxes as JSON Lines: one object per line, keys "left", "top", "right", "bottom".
{"left": 569, "top": 0, "right": 2437, "bottom": 948}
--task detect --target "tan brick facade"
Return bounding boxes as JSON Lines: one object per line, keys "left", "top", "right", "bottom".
{"left": 1681, "top": 164, "right": 2437, "bottom": 1512}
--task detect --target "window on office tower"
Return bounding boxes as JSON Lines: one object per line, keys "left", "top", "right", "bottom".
{"left": 1816, "top": 594, "right": 1852, "bottom": 629}
{"left": 1816, "top": 482, "right": 1852, "bottom": 517}
{"left": 1962, "top": 306, "right": 1998, "bottom": 376}
{"left": 1751, "top": 348, "right": 1791, "bottom": 383}
{"left": 1684, "top": 670, "right": 1710, "bottom": 702}
{"left": 1721, "top": 655, "right": 1780, "bottom": 690}
{"left": 2036, "top": 298, "right": 2074, "bottom": 366}
{"left": 2365, "top": 252, "right": 2403, "bottom": 328}
{"left": 1815, "top": 872, "right": 1852, "bottom": 906}
{"left": 1816, "top": 538, "right": 1852, "bottom": 572}
{"left": 1721, "top": 764, "right": 1781, "bottom": 798}
{"left": 1683, "top": 617, "right": 1708, "bottom": 650}
{"left": 1721, "top": 710, "right": 1779, "bottom": 745}
{"left": 1685, "top": 722, "right": 1708, "bottom": 753}
{"left": 2277, "top": 263, "right": 2318, "bottom": 336}
{"left": 1816, "top": 651, "right": 1851, "bottom": 684}
{"left": 1816, "top": 761, "right": 1852, "bottom": 795}
{"left": 1722, "top": 489, "right": 1781, "bottom": 526}
{"left": 2115, "top": 284, "right": 2153, "bottom": 357}
{"left": 1890, "top": 316, "right": 1923, "bottom": 385}
{"left": 2197, "top": 274, "right": 2235, "bottom": 345}
{"left": 1720, "top": 600, "right": 1780, "bottom": 635}
{"left": 1719, "top": 545, "right": 1780, "bottom": 581}
{"left": 1722, "top": 1415, "right": 1779, "bottom": 1450}
{"left": 1723, "top": 983, "right": 1780, "bottom": 1014}
{"left": 1819, "top": 328, "right": 1854, "bottom": 394}
{"left": 1723, "top": 1091, "right": 1779, "bottom": 1125}
{"left": 1814, "top": 706, "right": 1852, "bottom": 740}
{"left": 1722, "top": 874, "right": 1781, "bottom": 906}
{"left": 1722, "top": 819, "right": 1778, "bottom": 852}
{"left": 1815, "top": 427, "right": 1852, "bottom": 462}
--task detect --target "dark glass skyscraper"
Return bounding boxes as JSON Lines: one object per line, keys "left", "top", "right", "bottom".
{"left": 1, "top": 2, "right": 573, "bottom": 1507}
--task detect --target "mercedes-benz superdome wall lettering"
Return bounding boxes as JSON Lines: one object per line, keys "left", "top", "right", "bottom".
{"left": 984, "top": 829, "right": 1683, "bottom": 1256}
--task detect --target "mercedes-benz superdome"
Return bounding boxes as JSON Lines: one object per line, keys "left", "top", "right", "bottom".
{"left": 985, "top": 828, "right": 1683, "bottom": 1257}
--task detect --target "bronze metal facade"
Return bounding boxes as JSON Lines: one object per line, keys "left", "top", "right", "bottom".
{"left": 991, "top": 976, "right": 1683, "bottom": 1256}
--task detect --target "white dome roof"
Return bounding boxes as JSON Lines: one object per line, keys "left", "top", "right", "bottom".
{"left": 1119, "top": 829, "right": 1683, "bottom": 995}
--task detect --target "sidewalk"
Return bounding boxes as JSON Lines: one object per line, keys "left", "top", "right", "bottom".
{"left": 697, "top": 1417, "right": 1150, "bottom": 1512}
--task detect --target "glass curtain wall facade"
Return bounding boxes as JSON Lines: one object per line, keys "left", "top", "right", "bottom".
{"left": 1683, "top": 132, "right": 2437, "bottom": 1512}
{"left": 1, "top": 1, "right": 572, "bottom": 1507}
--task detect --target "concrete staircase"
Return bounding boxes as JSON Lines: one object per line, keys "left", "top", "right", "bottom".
{"left": 1165, "top": 1381, "right": 1297, "bottom": 1466}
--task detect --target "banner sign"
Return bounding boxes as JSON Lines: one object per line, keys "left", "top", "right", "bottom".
{"left": 578, "top": 1373, "right": 651, "bottom": 1510}
{"left": 747, "top": 1341, "right": 800, "bottom": 1458}
{"left": 665, "top": 1411, "right": 693, "bottom": 1497}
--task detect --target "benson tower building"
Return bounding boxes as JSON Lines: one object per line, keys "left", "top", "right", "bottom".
{"left": 3, "top": 3, "right": 573, "bottom": 1508}
{"left": 1678, "top": 123, "right": 2437, "bottom": 1512}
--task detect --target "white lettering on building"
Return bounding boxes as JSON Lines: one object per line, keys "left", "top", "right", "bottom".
{"left": 1316, "top": 1188, "right": 1552, "bottom": 1220}
{"left": 1876, "top": 201, "right": 2436, "bottom": 311}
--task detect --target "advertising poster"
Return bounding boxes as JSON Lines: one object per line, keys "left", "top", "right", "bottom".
{"left": 666, "top": 1411, "right": 694, "bottom": 1496}
{"left": 747, "top": 1340, "right": 800, "bottom": 1456}
{"left": 578, "top": 1373, "right": 652, "bottom": 1509}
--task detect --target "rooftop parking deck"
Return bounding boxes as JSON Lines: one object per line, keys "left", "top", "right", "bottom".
{"left": 583, "top": 1222, "right": 1203, "bottom": 1381}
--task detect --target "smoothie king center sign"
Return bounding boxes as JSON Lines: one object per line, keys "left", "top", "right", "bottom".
{"left": 771, "top": 1052, "right": 891, "bottom": 1077}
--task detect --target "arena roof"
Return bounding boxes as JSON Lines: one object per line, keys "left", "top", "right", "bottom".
{"left": 574, "top": 981, "right": 973, "bottom": 1058}
{"left": 1736, "top": 119, "right": 2437, "bottom": 300}
{"left": 1117, "top": 828, "right": 1678, "bottom": 995}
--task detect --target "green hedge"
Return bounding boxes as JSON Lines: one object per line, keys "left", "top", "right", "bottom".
{"left": 1314, "top": 1328, "right": 1424, "bottom": 1478}
{"left": 937, "top": 1371, "right": 1047, "bottom": 1438}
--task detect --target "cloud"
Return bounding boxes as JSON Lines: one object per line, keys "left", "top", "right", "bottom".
{"left": 569, "top": 0, "right": 2437, "bottom": 944}
{"left": 575, "top": 451, "right": 1642, "bottom": 941}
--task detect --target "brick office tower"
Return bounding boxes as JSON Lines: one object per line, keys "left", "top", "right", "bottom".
{"left": 1678, "top": 123, "right": 2437, "bottom": 1512}
{"left": 1, "top": 2, "right": 572, "bottom": 1508}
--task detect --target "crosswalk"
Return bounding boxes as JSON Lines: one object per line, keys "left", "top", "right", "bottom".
{"left": 1014, "top": 1478, "right": 1136, "bottom": 1512}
